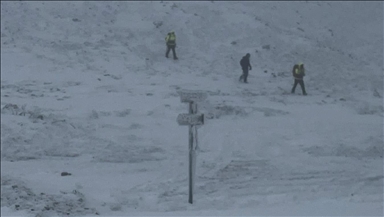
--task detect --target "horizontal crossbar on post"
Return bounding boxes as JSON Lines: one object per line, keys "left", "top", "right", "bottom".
{"left": 177, "top": 113, "right": 204, "bottom": 126}
{"left": 178, "top": 90, "right": 208, "bottom": 103}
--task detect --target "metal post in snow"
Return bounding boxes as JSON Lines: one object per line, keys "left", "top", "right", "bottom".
{"left": 177, "top": 90, "right": 207, "bottom": 204}
{"left": 188, "top": 101, "right": 194, "bottom": 204}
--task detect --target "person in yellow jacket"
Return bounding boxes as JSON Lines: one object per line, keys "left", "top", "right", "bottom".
{"left": 165, "top": 31, "right": 178, "bottom": 60}
{"left": 291, "top": 62, "right": 307, "bottom": 95}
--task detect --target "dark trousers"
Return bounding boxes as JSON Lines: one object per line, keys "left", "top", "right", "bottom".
{"left": 166, "top": 45, "right": 177, "bottom": 59}
{"left": 291, "top": 79, "right": 307, "bottom": 95}
{"left": 239, "top": 68, "right": 249, "bottom": 83}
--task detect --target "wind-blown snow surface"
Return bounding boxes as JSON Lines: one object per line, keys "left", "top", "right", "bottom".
{"left": 1, "top": 1, "right": 383, "bottom": 216}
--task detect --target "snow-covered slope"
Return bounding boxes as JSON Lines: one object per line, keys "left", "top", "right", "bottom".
{"left": 1, "top": 1, "right": 383, "bottom": 216}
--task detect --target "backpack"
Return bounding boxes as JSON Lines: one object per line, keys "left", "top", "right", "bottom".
{"left": 292, "top": 64, "right": 298, "bottom": 76}
{"left": 240, "top": 57, "right": 246, "bottom": 67}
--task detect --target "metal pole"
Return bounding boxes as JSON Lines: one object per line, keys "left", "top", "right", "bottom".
{"left": 192, "top": 103, "right": 198, "bottom": 191}
{"left": 188, "top": 101, "right": 194, "bottom": 204}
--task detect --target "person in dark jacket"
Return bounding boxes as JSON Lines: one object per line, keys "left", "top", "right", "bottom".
{"left": 165, "top": 31, "right": 178, "bottom": 60}
{"left": 239, "top": 53, "right": 252, "bottom": 83}
{"left": 291, "top": 62, "right": 307, "bottom": 95}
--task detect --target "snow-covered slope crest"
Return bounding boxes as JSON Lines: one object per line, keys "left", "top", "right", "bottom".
{"left": 1, "top": 1, "right": 383, "bottom": 216}
{"left": 1, "top": 1, "right": 382, "bottom": 95}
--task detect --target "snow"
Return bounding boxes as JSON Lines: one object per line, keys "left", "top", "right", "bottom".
{"left": 1, "top": 1, "right": 383, "bottom": 216}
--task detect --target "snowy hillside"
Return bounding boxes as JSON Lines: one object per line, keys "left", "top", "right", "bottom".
{"left": 1, "top": 1, "right": 383, "bottom": 216}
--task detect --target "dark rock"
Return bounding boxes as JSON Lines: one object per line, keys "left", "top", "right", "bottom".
{"left": 61, "top": 172, "right": 72, "bottom": 176}
{"left": 262, "top": 45, "right": 270, "bottom": 50}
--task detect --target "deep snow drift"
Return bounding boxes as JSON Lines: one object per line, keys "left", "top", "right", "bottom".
{"left": 1, "top": 1, "right": 383, "bottom": 216}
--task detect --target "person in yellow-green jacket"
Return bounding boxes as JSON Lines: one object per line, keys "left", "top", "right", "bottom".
{"left": 291, "top": 62, "right": 307, "bottom": 95}
{"left": 165, "top": 31, "right": 178, "bottom": 60}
